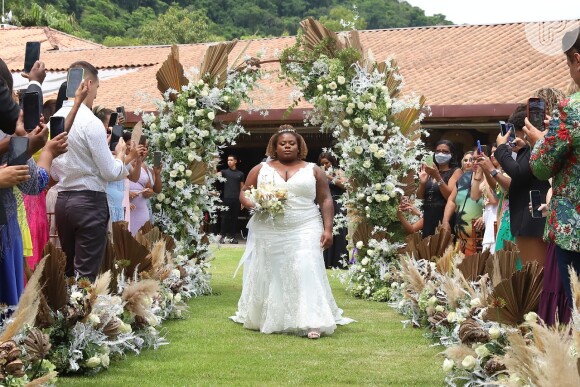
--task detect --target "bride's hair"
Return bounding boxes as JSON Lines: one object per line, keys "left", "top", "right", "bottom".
{"left": 265, "top": 124, "right": 308, "bottom": 160}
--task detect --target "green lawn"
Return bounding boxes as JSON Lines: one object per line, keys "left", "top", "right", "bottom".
{"left": 59, "top": 247, "right": 445, "bottom": 386}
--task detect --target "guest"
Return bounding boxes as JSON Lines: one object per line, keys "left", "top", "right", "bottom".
{"left": 494, "top": 104, "right": 550, "bottom": 266}
{"left": 461, "top": 151, "right": 474, "bottom": 172}
{"left": 231, "top": 126, "right": 354, "bottom": 338}
{"left": 417, "top": 140, "right": 462, "bottom": 237}
{"left": 51, "top": 61, "right": 129, "bottom": 281}
{"left": 397, "top": 197, "right": 424, "bottom": 234}
{"left": 524, "top": 27, "right": 580, "bottom": 301}
{"left": 129, "top": 142, "right": 161, "bottom": 235}
{"left": 218, "top": 154, "right": 245, "bottom": 243}
{"left": 318, "top": 152, "right": 348, "bottom": 268}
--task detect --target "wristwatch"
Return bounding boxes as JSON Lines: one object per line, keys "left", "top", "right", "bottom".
{"left": 490, "top": 169, "right": 499, "bottom": 178}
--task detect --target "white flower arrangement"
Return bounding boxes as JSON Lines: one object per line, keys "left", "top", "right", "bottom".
{"left": 244, "top": 183, "right": 289, "bottom": 219}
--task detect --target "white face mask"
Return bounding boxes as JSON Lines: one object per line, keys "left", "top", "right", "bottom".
{"left": 434, "top": 153, "right": 452, "bottom": 164}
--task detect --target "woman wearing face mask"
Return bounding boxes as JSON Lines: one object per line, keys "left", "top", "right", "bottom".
{"left": 417, "top": 140, "right": 462, "bottom": 237}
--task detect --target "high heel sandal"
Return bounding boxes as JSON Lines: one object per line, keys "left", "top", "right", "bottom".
{"left": 307, "top": 329, "right": 321, "bottom": 339}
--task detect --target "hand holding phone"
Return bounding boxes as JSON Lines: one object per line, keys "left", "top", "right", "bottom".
{"left": 477, "top": 140, "right": 482, "bottom": 154}
{"left": 49, "top": 116, "right": 65, "bottom": 139}
{"left": 109, "top": 125, "right": 124, "bottom": 152}
{"left": 24, "top": 42, "right": 41, "bottom": 74}
{"left": 8, "top": 137, "right": 30, "bottom": 166}
{"left": 107, "top": 112, "right": 118, "bottom": 129}
{"left": 22, "top": 91, "right": 41, "bottom": 132}
{"left": 66, "top": 68, "right": 85, "bottom": 98}
{"left": 528, "top": 98, "right": 546, "bottom": 131}
{"left": 529, "top": 190, "right": 543, "bottom": 218}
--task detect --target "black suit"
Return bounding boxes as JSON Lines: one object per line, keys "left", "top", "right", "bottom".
{"left": 495, "top": 143, "right": 550, "bottom": 237}
{"left": 0, "top": 81, "right": 42, "bottom": 135}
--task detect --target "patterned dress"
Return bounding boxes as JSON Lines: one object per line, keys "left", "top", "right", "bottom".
{"left": 530, "top": 92, "right": 580, "bottom": 252}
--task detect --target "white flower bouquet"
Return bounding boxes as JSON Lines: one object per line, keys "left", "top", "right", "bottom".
{"left": 245, "top": 183, "right": 289, "bottom": 219}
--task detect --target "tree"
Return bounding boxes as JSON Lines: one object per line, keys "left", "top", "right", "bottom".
{"left": 320, "top": 6, "right": 367, "bottom": 32}
{"left": 11, "top": 3, "right": 79, "bottom": 34}
{"left": 140, "top": 5, "right": 212, "bottom": 44}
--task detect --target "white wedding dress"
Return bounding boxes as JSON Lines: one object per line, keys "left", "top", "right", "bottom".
{"left": 230, "top": 162, "right": 354, "bottom": 336}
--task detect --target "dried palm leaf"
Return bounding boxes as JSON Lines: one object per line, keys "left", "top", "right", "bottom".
{"left": 458, "top": 250, "right": 492, "bottom": 281}
{"left": 112, "top": 222, "right": 151, "bottom": 277}
{"left": 486, "top": 263, "right": 544, "bottom": 326}
{"left": 352, "top": 219, "right": 372, "bottom": 247}
{"left": 379, "top": 59, "right": 403, "bottom": 98}
{"left": 39, "top": 242, "right": 67, "bottom": 312}
{"left": 130, "top": 121, "right": 143, "bottom": 145}
{"left": 477, "top": 274, "right": 491, "bottom": 307}
{"left": 229, "top": 39, "right": 252, "bottom": 72}
{"left": 485, "top": 250, "right": 519, "bottom": 287}
{"left": 150, "top": 240, "right": 167, "bottom": 278}
{"left": 455, "top": 270, "right": 478, "bottom": 300}
{"left": 121, "top": 279, "right": 159, "bottom": 319}
{"left": 136, "top": 223, "right": 176, "bottom": 252}
{"left": 458, "top": 318, "right": 490, "bottom": 345}
{"left": 34, "top": 293, "right": 54, "bottom": 328}
{"left": 299, "top": 17, "right": 339, "bottom": 56}
{"left": 0, "top": 259, "right": 46, "bottom": 342}
{"left": 442, "top": 344, "right": 477, "bottom": 364}
{"left": 188, "top": 160, "right": 207, "bottom": 185}
{"left": 392, "top": 96, "right": 426, "bottom": 138}
{"left": 198, "top": 41, "right": 237, "bottom": 88}
{"left": 400, "top": 256, "right": 426, "bottom": 294}
{"left": 156, "top": 45, "right": 188, "bottom": 96}
{"left": 339, "top": 30, "right": 364, "bottom": 57}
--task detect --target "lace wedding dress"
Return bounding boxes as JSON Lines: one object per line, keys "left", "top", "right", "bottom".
{"left": 230, "top": 162, "right": 354, "bottom": 336}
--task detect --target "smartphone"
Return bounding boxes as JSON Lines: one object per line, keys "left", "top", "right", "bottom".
{"left": 476, "top": 140, "right": 482, "bottom": 154}
{"left": 22, "top": 91, "right": 40, "bottom": 131}
{"left": 24, "top": 42, "right": 41, "bottom": 74}
{"left": 8, "top": 137, "right": 30, "bottom": 166}
{"left": 17, "top": 88, "right": 27, "bottom": 106}
{"left": 529, "top": 190, "right": 543, "bottom": 218}
{"left": 528, "top": 98, "right": 546, "bottom": 131}
{"left": 49, "top": 116, "right": 65, "bottom": 139}
{"left": 153, "top": 151, "right": 162, "bottom": 168}
{"left": 139, "top": 135, "right": 147, "bottom": 146}
{"left": 499, "top": 121, "right": 507, "bottom": 136}
{"left": 424, "top": 156, "right": 434, "bottom": 168}
{"left": 116, "top": 106, "right": 126, "bottom": 121}
{"left": 109, "top": 125, "right": 124, "bottom": 152}
{"left": 480, "top": 145, "right": 488, "bottom": 156}
{"left": 107, "top": 112, "right": 118, "bottom": 128}
{"left": 505, "top": 123, "right": 517, "bottom": 146}
{"left": 65, "top": 68, "right": 84, "bottom": 98}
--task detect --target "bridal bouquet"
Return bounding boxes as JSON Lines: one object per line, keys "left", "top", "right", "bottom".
{"left": 245, "top": 183, "right": 289, "bottom": 218}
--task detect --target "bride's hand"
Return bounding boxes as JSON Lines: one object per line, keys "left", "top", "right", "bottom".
{"left": 320, "top": 230, "right": 333, "bottom": 249}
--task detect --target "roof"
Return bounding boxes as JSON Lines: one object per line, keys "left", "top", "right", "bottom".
{"left": 3, "top": 21, "right": 578, "bottom": 120}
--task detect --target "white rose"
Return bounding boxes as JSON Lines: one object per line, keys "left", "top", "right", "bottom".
{"left": 345, "top": 107, "right": 354, "bottom": 115}
{"left": 174, "top": 293, "right": 182, "bottom": 303}
{"left": 489, "top": 327, "right": 501, "bottom": 340}
{"left": 355, "top": 241, "right": 364, "bottom": 249}
{"left": 362, "top": 124, "right": 369, "bottom": 131}
{"left": 361, "top": 257, "right": 369, "bottom": 266}
{"left": 446, "top": 312, "right": 457, "bottom": 322}
{"left": 155, "top": 203, "right": 162, "bottom": 209}
{"left": 101, "top": 354, "right": 110, "bottom": 368}
{"left": 169, "top": 170, "right": 178, "bottom": 178}
{"left": 164, "top": 198, "right": 170, "bottom": 204}
{"left": 357, "top": 193, "right": 365, "bottom": 199}
{"left": 150, "top": 123, "right": 157, "bottom": 130}
{"left": 435, "top": 305, "right": 445, "bottom": 312}
{"left": 374, "top": 183, "right": 382, "bottom": 190}
{"left": 195, "top": 109, "right": 204, "bottom": 117}
{"left": 385, "top": 182, "right": 395, "bottom": 192}
{"left": 377, "top": 149, "right": 386, "bottom": 158}
{"left": 175, "top": 126, "right": 184, "bottom": 134}
{"left": 338, "top": 95, "right": 348, "bottom": 102}
{"left": 360, "top": 268, "right": 366, "bottom": 273}
{"left": 369, "top": 144, "right": 379, "bottom": 153}
{"left": 197, "top": 79, "right": 205, "bottom": 86}
{"left": 200, "top": 88, "right": 209, "bottom": 97}
{"left": 200, "top": 130, "right": 210, "bottom": 137}
{"left": 222, "top": 95, "right": 230, "bottom": 102}
{"left": 88, "top": 314, "right": 100, "bottom": 326}
{"left": 187, "top": 98, "right": 197, "bottom": 107}
{"left": 342, "top": 119, "right": 350, "bottom": 127}
{"left": 317, "top": 84, "right": 323, "bottom": 91}
{"left": 354, "top": 117, "right": 362, "bottom": 126}
{"left": 207, "top": 111, "right": 215, "bottom": 120}
{"left": 442, "top": 358, "right": 454, "bottom": 372}
{"left": 178, "top": 165, "right": 185, "bottom": 172}
{"left": 391, "top": 282, "right": 399, "bottom": 289}
{"left": 363, "top": 160, "right": 371, "bottom": 168}
{"left": 70, "top": 291, "right": 83, "bottom": 301}
{"left": 370, "top": 95, "right": 376, "bottom": 102}
{"left": 157, "top": 193, "right": 165, "bottom": 201}
{"left": 186, "top": 170, "right": 192, "bottom": 177}
{"left": 427, "top": 296, "right": 438, "bottom": 307}
{"left": 187, "top": 153, "right": 195, "bottom": 162}
{"left": 217, "top": 136, "right": 225, "bottom": 143}
{"left": 175, "top": 180, "right": 185, "bottom": 189}
{"left": 367, "top": 249, "right": 375, "bottom": 257}
{"left": 168, "top": 133, "right": 176, "bottom": 141}
{"left": 328, "top": 81, "right": 337, "bottom": 90}
{"left": 337, "top": 75, "right": 346, "bottom": 85}
{"left": 357, "top": 101, "right": 365, "bottom": 109}
{"left": 475, "top": 345, "right": 490, "bottom": 358}
{"left": 461, "top": 355, "right": 477, "bottom": 370}
{"left": 470, "top": 298, "right": 481, "bottom": 307}
{"left": 86, "top": 356, "right": 101, "bottom": 368}
{"left": 177, "top": 116, "right": 184, "bottom": 124}
{"left": 366, "top": 196, "right": 373, "bottom": 203}
{"left": 354, "top": 146, "right": 363, "bottom": 155}
{"left": 171, "top": 269, "right": 181, "bottom": 277}
{"left": 524, "top": 312, "right": 538, "bottom": 322}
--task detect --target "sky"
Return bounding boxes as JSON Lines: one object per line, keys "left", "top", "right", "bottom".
{"left": 406, "top": 0, "right": 580, "bottom": 25}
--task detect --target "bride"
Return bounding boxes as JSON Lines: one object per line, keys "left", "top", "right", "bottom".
{"left": 230, "top": 125, "right": 354, "bottom": 339}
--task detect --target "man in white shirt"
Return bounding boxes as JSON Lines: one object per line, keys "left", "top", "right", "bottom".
{"left": 51, "top": 61, "right": 128, "bottom": 281}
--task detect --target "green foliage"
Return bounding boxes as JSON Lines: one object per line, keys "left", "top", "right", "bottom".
{"left": 5, "top": 0, "right": 452, "bottom": 45}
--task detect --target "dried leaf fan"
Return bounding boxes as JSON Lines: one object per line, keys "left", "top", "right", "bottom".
{"left": 198, "top": 41, "right": 237, "bottom": 88}
{"left": 156, "top": 45, "right": 188, "bottom": 98}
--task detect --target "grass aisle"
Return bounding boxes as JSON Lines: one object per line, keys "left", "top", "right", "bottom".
{"left": 60, "top": 247, "right": 445, "bottom": 386}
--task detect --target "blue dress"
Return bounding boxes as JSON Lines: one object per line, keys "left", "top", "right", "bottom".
{"left": 0, "top": 156, "right": 48, "bottom": 306}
